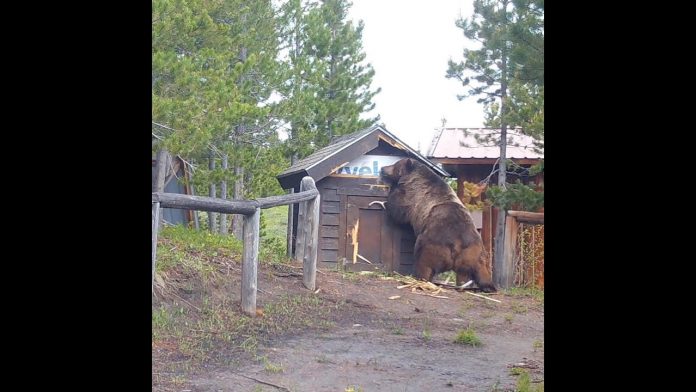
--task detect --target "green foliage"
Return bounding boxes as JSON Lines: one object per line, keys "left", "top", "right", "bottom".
{"left": 153, "top": 0, "right": 381, "bottom": 215}
{"left": 260, "top": 236, "right": 288, "bottom": 265}
{"left": 261, "top": 206, "right": 289, "bottom": 242}
{"left": 153, "top": 0, "right": 286, "bottom": 208}
{"left": 485, "top": 181, "right": 543, "bottom": 212}
{"left": 528, "top": 160, "right": 544, "bottom": 175}
{"left": 446, "top": 0, "right": 544, "bottom": 168}
{"left": 258, "top": 206, "right": 289, "bottom": 264}
{"left": 454, "top": 327, "right": 482, "bottom": 346}
{"left": 277, "top": 0, "right": 381, "bottom": 160}
{"left": 447, "top": 180, "right": 485, "bottom": 211}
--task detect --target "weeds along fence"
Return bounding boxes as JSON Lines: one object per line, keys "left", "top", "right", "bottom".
{"left": 498, "top": 210, "right": 544, "bottom": 289}
{"left": 152, "top": 175, "right": 320, "bottom": 317}
{"left": 514, "top": 223, "right": 544, "bottom": 289}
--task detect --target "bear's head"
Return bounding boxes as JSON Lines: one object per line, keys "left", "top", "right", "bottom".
{"left": 380, "top": 158, "right": 414, "bottom": 185}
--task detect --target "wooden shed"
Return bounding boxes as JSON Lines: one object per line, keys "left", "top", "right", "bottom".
{"left": 277, "top": 125, "right": 449, "bottom": 274}
{"left": 152, "top": 136, "right": 195, "bottom": 227}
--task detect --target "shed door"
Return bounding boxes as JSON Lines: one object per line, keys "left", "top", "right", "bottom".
{"left": 344, "top": 195, "right": 393, "bottom": 272}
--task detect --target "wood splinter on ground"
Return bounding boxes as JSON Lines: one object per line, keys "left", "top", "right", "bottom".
{"left": 465, "top": 291, "right": 501, "bottom": 303}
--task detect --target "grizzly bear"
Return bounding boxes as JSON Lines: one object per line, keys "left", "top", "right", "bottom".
{"left": 380, "top": 158, "right": 496, "bottom": 292}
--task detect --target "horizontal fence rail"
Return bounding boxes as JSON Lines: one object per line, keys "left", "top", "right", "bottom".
{"left": 152, "top": 188, "right": 319, "bottom": 213}
{"left": 152, "top": 177, "right": 320, "bottom": 316}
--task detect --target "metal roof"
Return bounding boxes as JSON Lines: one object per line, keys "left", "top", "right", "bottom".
{"left": 427, "top": 127, "right": 544, "bottom": 160}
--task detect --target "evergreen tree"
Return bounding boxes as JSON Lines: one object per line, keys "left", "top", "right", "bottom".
{"left": 278, "top": 0, "right": 381, "bottom": 159}
{"left": 446, "top": 0, "right": 518, "bottom": 284}
{"left": 307, "top": 0, "right": 380, "bottom": 146}
{"left": 152, "top": 0, "right": 284, "bottom": 234}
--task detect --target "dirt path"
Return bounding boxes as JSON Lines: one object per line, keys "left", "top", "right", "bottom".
{"left": 176, "top": 271, "right": 544, "bottom": 391}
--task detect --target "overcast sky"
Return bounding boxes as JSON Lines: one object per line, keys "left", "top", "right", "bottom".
{"left": 348, "top": 0, "right": 484, "bottom": 154}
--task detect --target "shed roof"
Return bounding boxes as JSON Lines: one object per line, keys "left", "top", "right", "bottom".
{"left": 427, "top": 127, "right": 543, "bottom": 160}
{"left": 277, "top": 124, "right": 449, "bottom": 189}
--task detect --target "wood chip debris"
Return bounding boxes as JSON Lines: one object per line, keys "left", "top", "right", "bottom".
{"left": 394, "top": 275, "right": 449, "bottom": 299}
{"left": 388, "top": 295, "right": 401, "bottom": 300}
{"left": 380, "top": 273, "right": 502, "bottom": 302}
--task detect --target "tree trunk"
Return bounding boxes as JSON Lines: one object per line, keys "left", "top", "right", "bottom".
{"left": 189, "top": 169, "right": 200, "bottom": 231}
{"left": 220, "top": 153, "right": 228, "bottom": 234}
{"left": 493, "top": 5, "right": 509, "bottom": 288}
{"left": 286, "top": 153, "right": 297, "bottom": 257}
{"left": 208, "top": 150, "right": 217, "bottom": 232}
{"left": 232, "top": 42, "right": 248, "bottom": 240}
{"left": 154, "top": 150, "right": 170, "bottom": 229}
{"left": 232, "top": 165, "right": 244, "bottom": 239}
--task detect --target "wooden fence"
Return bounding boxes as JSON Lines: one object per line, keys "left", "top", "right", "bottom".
{"left": 152, "top": 172, "right": 320, "bottom": 316}
{"left": 497, "top": 210, "right": 544, "bottom": 288}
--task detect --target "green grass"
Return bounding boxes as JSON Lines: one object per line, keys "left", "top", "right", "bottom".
{"left": 422, "top": 316, "right": 432, "bottom": 341}
{"left": 152, "top": 291, "right": 342, "bottom": 371}
{"left": 259, "top": 206, "right": 291, "bottom": 264}
{"left": 454, "top": 326, "right": 482, "bottom": 346}
{"left": 511, "top": 303, "right": 529, "bottom": 314}
{"left": 261, "top": 206, "right": 288, "bottom": 243}
{"left": 511, "top": 368, "right": 544, "bottom": 392}
{"left": 157, "top": 212, "right": 290, "bottom": 273}
{"left": 156, "top": 225, "right": 242, "bottom": 274}
{"left": 505, "top": 287, "right": 544, "bottom": 303}
{"left": 261, "top": 356, "right": 284, "bottom": 373}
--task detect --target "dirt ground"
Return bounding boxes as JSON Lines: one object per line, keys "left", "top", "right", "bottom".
{"left": 153, "top": 262, "right": 544, "bottom": 392}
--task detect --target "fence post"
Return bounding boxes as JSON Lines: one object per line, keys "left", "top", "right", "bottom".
{"left": 299, "top": 177, "right": 319, "bottom": 290}
{"left": 295, "top": 188, "right": 307, "bottom": 264}
{"left": 286, "top": 188, "right": 295, "bottom": 258}
{"left": 154, "top": 149, "right": 168, "bottom": 230}
{"left": 497, "top": 213, "right": 519, "bottom": 289}
{"left": 152, "top": 201, "right": 161, "bottom": 293}
{"left": 241, "top": 208, "right": 260, "bottom": 316}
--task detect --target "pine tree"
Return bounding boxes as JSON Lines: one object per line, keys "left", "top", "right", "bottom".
{"left": 152, "top": 0, "right": 284, "bottom": 234}
{"left": 278, "top": 0, "right": 381, "bottom": 158}
{"left": 446, "top": 0, "right": 520, "bottom": 285}
{"left": 307, "top": 0, "right": 380, "bottom": 146}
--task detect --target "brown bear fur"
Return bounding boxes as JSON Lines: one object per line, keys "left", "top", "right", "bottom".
{"left": 380, "top": 158, "right": 496, "bottom": 292}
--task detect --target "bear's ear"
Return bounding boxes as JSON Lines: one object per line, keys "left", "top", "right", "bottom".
{"left": 405, "top": 158, "right": 414, "bottom": 170}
